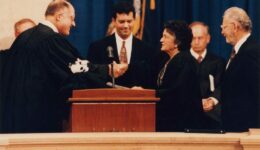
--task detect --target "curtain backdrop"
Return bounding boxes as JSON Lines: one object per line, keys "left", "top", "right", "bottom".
{"left": 69, "top": 0, "right": 259, "bottom": 60}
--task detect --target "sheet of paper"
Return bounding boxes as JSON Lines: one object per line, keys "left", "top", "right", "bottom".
{"left": 209, "top": 74, "right": 215, "bottom": 92}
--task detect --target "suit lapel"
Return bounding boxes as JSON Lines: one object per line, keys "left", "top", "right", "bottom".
{"left": 130, "top": 37, "right": 139, "bottom": 63}
{"left": 202, "top": 53, "right": 213, "bottom": 68}
{"left": 111, "top": 35, "right": 140, "bottom": 63}
{"left": 225, "top": 36, "right": 251, "bottom": 75}
{"left": 203, "top": 52, "right": 211, "bottom": 63}
{"left": 109, "top": 34, "right": 120, "bottom": 63}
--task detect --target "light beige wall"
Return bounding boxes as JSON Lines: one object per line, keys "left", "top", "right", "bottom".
{"left": 0, "top": 0, "right": 52, "bottom": 50}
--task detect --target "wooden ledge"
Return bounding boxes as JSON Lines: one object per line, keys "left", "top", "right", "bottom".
{"left": 0, "top": 132, "right": 247, "bottom": 145}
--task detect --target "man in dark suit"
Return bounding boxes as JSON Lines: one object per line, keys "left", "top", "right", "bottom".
{"left": 0, "top": 1, "right": 127, "bottom": 133}
{"left": 87, "top": 1, "right": 153, "bottom": 88}
{"left": 189, "top": 22, "right": 226, "bottom": 129}
{"left": 221, "top": 7, "right": 260, "bottom": 132}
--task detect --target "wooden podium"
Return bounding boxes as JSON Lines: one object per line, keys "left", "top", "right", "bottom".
{"left": 68, "top": 88, "right": 159, "bottom": 132}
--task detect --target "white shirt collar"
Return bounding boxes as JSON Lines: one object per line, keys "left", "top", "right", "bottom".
{"left": 234, "top": 33, "right": 251, "bottom": 54}
{"left": 190, "top": 48, "right": 207, "bottom": 60}
{"left": 40, "top": 20, "right": 59, "bottom": 33}
{"left": 115, "top": 32, "right": 133, "bottom": 44}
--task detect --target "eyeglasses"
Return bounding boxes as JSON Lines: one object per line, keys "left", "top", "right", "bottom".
{"left": 220, "top": 22, "right": 234, "bottom": 30}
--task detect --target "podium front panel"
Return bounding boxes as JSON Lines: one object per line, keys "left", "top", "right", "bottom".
{"left": 71, "top": 102, "right": 155, "bottom": 132}
{"left": 69, "top": 89, "right": 159, "bottom": 132}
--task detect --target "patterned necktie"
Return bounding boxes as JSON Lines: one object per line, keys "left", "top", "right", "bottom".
{"left": 230, "top": 49, "right": 236, "bottom": 60}
{"left": 197, "top": 55, "right": 203, "bottom": 63}
{"left": 226, "top": 49, "right": 236, "bottom": 69}
{"left": 119, "top": 41, "right": 128, "bottom": 64}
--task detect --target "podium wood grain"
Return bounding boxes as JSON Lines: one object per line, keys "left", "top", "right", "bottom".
{"left": 69, "top": 89, "right": 159, "bottom": 132}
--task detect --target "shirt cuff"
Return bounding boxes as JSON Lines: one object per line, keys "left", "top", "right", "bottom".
{"left": 209, "top": 97, "right": 219, "bottom": 105}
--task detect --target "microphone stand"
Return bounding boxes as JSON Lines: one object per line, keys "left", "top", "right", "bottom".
{"left": 107, "top": 46, "right": 115, "bottom": 88}
{"left": 111, "top": 62, "right": 115, "bottom": 88}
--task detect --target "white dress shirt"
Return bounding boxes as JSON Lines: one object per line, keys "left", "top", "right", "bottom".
{"left": 115, "top": 32, "right": 133, "bottom": 64}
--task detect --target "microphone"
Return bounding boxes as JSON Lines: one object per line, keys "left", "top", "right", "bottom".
{"left": 107, "top": 46, "right": 114, "bottom": 60}
{"left": 107, "top": 46, "right": 115, "bottom": 88}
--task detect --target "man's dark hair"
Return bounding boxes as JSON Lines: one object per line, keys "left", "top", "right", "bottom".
{"left": 45, "top": 1, "right": 71, "bottom": 17}
{"left": 112, "top": 1, "right": 135, "bottom": 19}
{"left": 164, "top": 20, "right": 192, "bottom": 51}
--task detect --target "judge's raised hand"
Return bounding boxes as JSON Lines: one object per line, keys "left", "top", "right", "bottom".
{"left": 109, "top": 61, "right": 128, "bottom": 78}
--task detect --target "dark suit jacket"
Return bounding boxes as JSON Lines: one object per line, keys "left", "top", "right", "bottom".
{"left": 190, "top": 51, "right": 226, "bottom": 129}
{"left": 221, "top": 36, "right": 260, "bottom": 132}
{"left": 156, "top": 52, "right": 206, "bottom": 131}
{"left": 87, "top": 34, "right": 154, "bottom": 87}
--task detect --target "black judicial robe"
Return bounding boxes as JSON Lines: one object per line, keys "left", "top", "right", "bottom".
{"left": 126, "top": 51, "right": 206, "bottom": 131}
{"left": 190, "top": 51, "right": 226, "bottom": 129}
{"left": 1, "top": 24, "right": 108, "bottom": 133}
{"left": 155, "top": 52, "right": 206, "bottom": 131}
{"left": 0, "top": 49, "right": 10, "bottom": 131}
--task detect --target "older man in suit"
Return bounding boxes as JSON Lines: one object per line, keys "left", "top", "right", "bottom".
{"left": 87, "top": 1, "right": 154, "bottom": 88}
{"left": 189, "top": 21, "right": 226, "bottom": 129}
{"left": 221, "top": 7, "right": 260, "bottom": 132}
